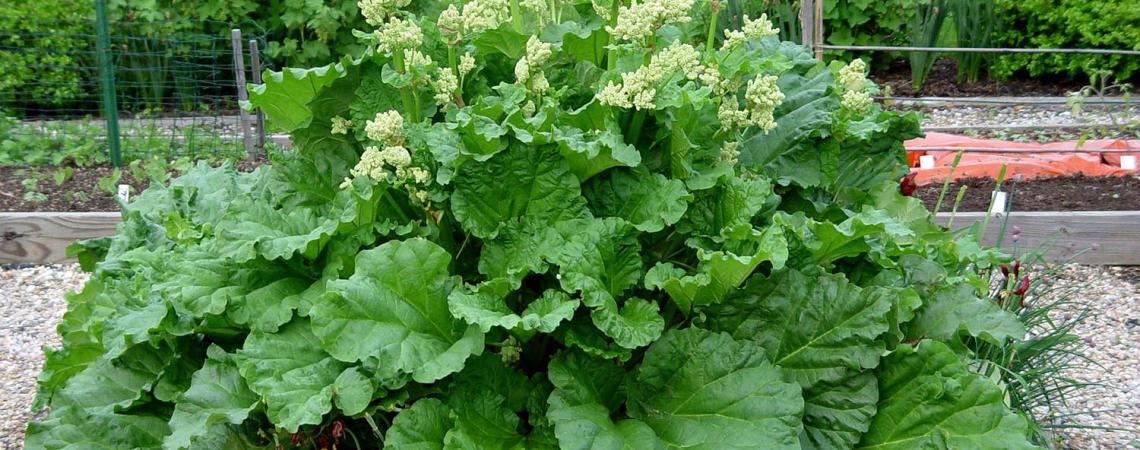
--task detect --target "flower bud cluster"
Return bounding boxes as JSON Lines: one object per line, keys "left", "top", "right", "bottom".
{"left": 596, "top": 42, "right": 719, "bottom": 110}
{"left": 331, "top": 116, "right": 353, "bottom": 135}
{"left": 462, "top": 0, "right": 511, "bottom": 34}
{"left": 432, "top": 68, "right": 460, "bottom": 107}
{"left": 374, "top": 16, "right": 423, "bottom": 54}
{"left": 721, "top": 14, "right": 778, "bottom": 50}
{"left": 838, "top": 59, "right": 867, "bottom": 92}
{"left": 719, "top": 74, "right": 784, "bottom": 133}
{"left": 358, "top": 0, "right": 411, "bottom": 27}
{"left": 838, "top": 59, "right": 872, "bottom": 115}
{"left": 607, "top": 0, "right": 696, "bottom": 43}
{"left": 718, "top": 140, "right": 741, "bottom": 166}
{"left": 459, "top": 53, "right": 476, "bottom": 78}
{"left": 515, "top": 36, "right": 553, "bottom": 94}
{"left": 521, "top": 0, "right": 550, "bottom": 24}
{"left": 365, "top": 110, "right": 404, "bottom": 144}
{"left": 344, "top": 110, "right": 433, "bottom": 203}
{"left": 437, "top": 5, "right": 464, "bottom": 42}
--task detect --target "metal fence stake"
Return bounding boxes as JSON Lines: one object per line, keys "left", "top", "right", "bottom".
{"left": 249, "top": 39, "right": 266, "bottom": 151}
{"left": 94, "top": 0, "right": 122, "bottom": 167}
{"left": 231, "top": 29, "right": 255, "bottom": 160}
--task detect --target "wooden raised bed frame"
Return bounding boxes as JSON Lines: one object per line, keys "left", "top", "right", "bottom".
{"left": 1, "top": 211, "right": 1139, "bottom": 265}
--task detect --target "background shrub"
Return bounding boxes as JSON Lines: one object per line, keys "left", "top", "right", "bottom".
{"left": 991, "top": 0, "right": 1140, "bottom": 80}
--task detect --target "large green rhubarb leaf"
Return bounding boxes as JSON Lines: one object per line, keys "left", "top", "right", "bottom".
{"left": 234, "top": 318, "right": 346, "bottom": 431}
{"left": 385, "top": 398, "right": 454, "bottom": 450}
{"left": 449, "top": 284, "right": 580, "bottom": 334}
{"left": 25, "top": 407, "right": 170, "bottom": 450}
{"left": 645, "top": 224, "right": 788, "bottom": 314}
{"left": 679, "top": 175, "right": 775, "bottom": 237}
{"left": 627, "top": 328, "right": 804, "bottom": 449}
{"left": 908, "top": 284, "right": 1024, "bottom": 344}
{"left": 553, "top": 124, "right": 642, "bottom": 181}
{"left": 248, "top": 62, "right": 350, "bottom": 132}
{"left": 451, "top": 144, "right": 589, "bottom": 239}
{"left": 310, "top": 238, "right": 483, "bottom": 385}
{"left": 546, "top": 351, "right": 663, "bottom": 450}
{"left": 476, "top": 216, "right": 565, "bottom": 287}
{"left": 705, "top": 269, "right": 892, "bottom": 386}
{"left": 800, "top": 372, "right": 879, "bottom": 450}
{"left": 585, "top": 166, "right": 690, "bottom": 233}
{"left": 546, "top": 218, "right": 663, "bottom": 349}
{"left": 856, "top": 340, "right": 1037, "bottom": 450}
{"left": 164, "top": 346, "right": 259, "bottom": 450}
{"left": 216, "top": 200, "right": 343, "bottom": 263}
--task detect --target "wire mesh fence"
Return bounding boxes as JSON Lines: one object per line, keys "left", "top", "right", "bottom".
{"left": 0, "top": 14, "right": 269, "bottom": 167}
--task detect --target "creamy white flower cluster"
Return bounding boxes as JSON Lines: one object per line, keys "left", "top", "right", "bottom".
{"left": 432, "top": 68, "right": 459, "bottom": 107}
{"left": 596, "top": 42, "right": 719, "bottom": 110}
{"left": 838, "top": 58, "right": 867, "bottom": 91}
{"left": 718, "top": 74, "right": 784, "bottom": 133}
{"left": 607, "top": 0, "right": 696, "bottom": 43}
{"left": 838, "top": 59, "right": 872, "bottom": 114}
{"left": 358, "top": 0, "right": 410, "bottom": 27}
{"left": 515, "top": 36, "right": 552, "bottom": 94}
{"left": 459, "top": 53, "right": 476, "bottom": 77}
{"left": 402, "top": 48, "right": 433, "bottom": 69}
{"left": 331, "top": 116, "right": 353, "bottom": 135}
{"left": 718, "top": 140, "right": 741, "bottom": 165}
{"left": 344, "top": 111, "right": 432, "bottom": 203}
{"left": 521, "top": 0, "right": 549, "bottom": 23}
{"left": 592, "top": 0, "right": 612, "bottom": 21}
{"left": 365, "top": 110, "right": 403, "bottom": 144}
{"left": 721, "top": 14, "right": 779, "bottom": 50}
{"left": 437, "top": 5, "right": 464, "bottom": 42}
{"left": 462, "top": 0, "right": 511, "bottom": 34}
{"left": 374, "top": 16, "right": 423, "bottom": 54}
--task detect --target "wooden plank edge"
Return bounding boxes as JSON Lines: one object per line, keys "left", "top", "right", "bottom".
{"left": 934, "top": 211, "right": 1140, "bottom": 265}
{"left": 1, "top": 212, "right": 121, "bottom": 265}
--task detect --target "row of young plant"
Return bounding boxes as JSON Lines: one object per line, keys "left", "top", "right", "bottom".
{"left": 27, "top": 0, "right": 1083, "bottom": 449}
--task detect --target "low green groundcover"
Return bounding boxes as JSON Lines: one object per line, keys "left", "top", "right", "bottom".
{"left": 26, "top": 1, "right": 1040, "bottom": 449}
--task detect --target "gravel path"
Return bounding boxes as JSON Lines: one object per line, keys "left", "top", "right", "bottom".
{"left": 1047, "top": 266, "right": 1140, "bottom": 450}
{"left": 0, "top": 264, "right": 1136, "bottom": 449}
{"left": 887, "top": 102, "right": 1140, "bottom": 142}
{"left": 911, "top": 103, "right": 1138, "bottom": 130}
{"left": 0, "top": 266, "right": 86, "bottom": 450}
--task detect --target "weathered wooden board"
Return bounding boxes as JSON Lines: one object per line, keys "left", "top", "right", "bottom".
{"left": 0, "top": 212, "right": 120, "bottom": 264}
{"left": 1, "top": 211, "right": 1137, "bottom": 265}
{"left": 934, "top": 211, "right": 1140, "bottom": 265}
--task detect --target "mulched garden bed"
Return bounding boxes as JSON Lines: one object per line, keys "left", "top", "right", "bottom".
{"left": 915, "top": 175, "right": 1140, "bottom": 212}
{"left": 871, "top": 58, "right": 1086, "bottom": 97}
{"left": 3, "top": 161, "right": 1137, "bottom": 213}
{"left": 0, "top": 160, "right": 264, "bottom": 212}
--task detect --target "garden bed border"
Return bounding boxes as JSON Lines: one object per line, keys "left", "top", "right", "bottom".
{"left": 1, "top": 211, "right": 1138, "bottom": 265}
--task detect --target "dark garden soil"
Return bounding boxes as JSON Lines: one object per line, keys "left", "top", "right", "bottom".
{"left": 3, "top": 162, "right": 1137, "bottom": 213}
{"left": 915, "top": 175, "right": 1140, "bottom": 212}
{"left": 871, "top": 58, "right": 1087, "bottom": 97}
{"left": 0, "top": 160, "right": 264, "bottom": 212}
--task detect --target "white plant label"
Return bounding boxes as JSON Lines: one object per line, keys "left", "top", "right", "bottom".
{"left": 990, "top": 191, "right": 1007, "bottom": 214}
{"left": 117, "top": 184, "right": 130, "bottom": 203}
{"left": 919, "top": 155, "right": 935, "bottom": 169}
{"left": 1122, "top": 155, "right": 1137, "bottom": 170}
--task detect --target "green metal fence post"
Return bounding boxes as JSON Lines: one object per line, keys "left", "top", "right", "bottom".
{"left": 94, "top": 0, "right": 122, "bottom": 167}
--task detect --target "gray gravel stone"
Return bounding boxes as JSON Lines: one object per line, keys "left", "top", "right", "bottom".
{"left": 1044, "top": 266, "right": 1140, "bottom": 450}
{"left": 0, "top": 265, "right": 86, "bottom": 450}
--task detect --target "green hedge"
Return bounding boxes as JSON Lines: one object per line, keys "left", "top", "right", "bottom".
{"left": 991, "top": 0, "right": 1140, "bottom": 80}
{"left": 0, "top": 1, "right": 92, "bottom": 106}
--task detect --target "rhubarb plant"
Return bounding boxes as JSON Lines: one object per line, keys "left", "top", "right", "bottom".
{"left": 26, "top": 1, "right": 1041, "bottom": 449}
